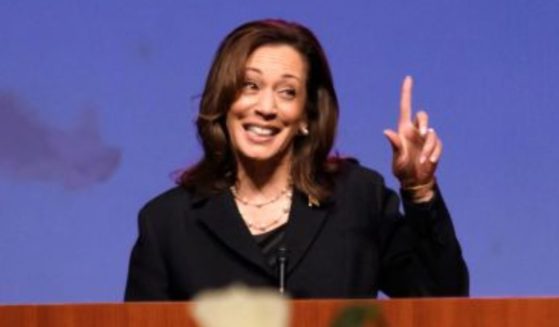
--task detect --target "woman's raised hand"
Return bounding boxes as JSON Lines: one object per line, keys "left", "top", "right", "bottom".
{"left": 383, "top": 76, "right": 441, "bottom": 201}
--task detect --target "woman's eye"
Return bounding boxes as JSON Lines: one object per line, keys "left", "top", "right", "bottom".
{"left": 280, "top": 89, "right": 296, "bottom": 99}
{"left": 242, "top": 81, "right": 258, "bottom": 91}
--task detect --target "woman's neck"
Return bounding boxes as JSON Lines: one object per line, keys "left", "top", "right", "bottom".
{"left": 234, "top": 155, "right": 292, "bottom": 201}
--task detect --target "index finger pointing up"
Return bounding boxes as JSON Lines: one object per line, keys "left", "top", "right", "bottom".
{"left": 399, "top": 75, "right": 413, "bottom": 128}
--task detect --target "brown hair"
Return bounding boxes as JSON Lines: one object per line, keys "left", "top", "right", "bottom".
{"left": 180, "top": 19, "right": 340, "bottom": 202}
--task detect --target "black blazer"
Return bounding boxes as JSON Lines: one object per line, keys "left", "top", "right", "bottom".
{"left": 125, "top": 163, "right": 468, "bottom": 300}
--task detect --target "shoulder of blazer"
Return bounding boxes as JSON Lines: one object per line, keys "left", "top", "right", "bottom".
{"left": 334, "top": 159, "right": 387, "bottom": 190}
{"left": 138, "top": 185, "right": 193, "bottom": 221}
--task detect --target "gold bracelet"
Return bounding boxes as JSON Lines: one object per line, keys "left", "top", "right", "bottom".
{"left": 402, "top": 179, "right": 436, "bottom": 203}
{"left": 402, "top": 179, "right": 435, "bottom": 192}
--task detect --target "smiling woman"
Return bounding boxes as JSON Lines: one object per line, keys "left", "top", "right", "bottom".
{"left": 124, "top": 19, "right": 469, "bottom": 300}
{"left": 179, "top": 20, "right": 339, "bottom": 204}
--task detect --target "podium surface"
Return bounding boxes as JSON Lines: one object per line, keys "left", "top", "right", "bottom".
{"left": 2, "top": 298, "right": 559, "bottom": 326}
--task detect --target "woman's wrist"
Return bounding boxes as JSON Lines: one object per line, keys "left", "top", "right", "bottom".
{"left": 401, "top": 179, "right": 436, "bottom": 203}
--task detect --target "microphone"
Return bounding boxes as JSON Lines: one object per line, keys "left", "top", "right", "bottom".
{"left": 277, "top": 246, "right": 288, "bottom": 294}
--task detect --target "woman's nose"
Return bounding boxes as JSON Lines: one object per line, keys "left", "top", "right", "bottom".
{"left": 254, "top": 90, "right": 277, "bottom": 119}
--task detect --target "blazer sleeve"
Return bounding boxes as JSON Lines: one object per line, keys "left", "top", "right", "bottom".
{"left": 377, "top": 184, "right": 469, "bottom": 297}
{"left": 124, "top": 207, "right": 170, "bottom": 301}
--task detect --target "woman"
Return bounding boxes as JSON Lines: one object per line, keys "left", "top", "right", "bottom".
{"left": 125, "top": 19, "right": 468, "bottom": 300}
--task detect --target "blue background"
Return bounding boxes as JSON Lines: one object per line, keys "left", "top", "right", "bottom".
{"left": 1, "top": 0, "right": 558, "bottom": 303}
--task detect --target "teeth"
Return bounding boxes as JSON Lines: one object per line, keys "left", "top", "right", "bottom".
{"left": 247, "top": 125, "right": 275, "bottom": 136}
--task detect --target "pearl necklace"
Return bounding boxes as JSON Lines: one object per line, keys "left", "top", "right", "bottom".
{"left": 244, "top": 200, "right": 291, "bottom": 233}
{"left": 232, "top": 186, "right": 293, "bottom": 233}
{"left": 230, "top": 184, "right": 291, "bottom": 208}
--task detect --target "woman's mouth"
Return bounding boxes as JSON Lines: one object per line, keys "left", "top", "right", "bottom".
{"left": 244, "top": 124, "right": 281, "bottom": 138}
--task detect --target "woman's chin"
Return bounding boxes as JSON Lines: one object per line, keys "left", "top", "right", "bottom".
{"left": 240, "top": 152, "right": 279, "bottom": 163}
{"left": 236, "top": 148, "right": 292, "bottom": 166}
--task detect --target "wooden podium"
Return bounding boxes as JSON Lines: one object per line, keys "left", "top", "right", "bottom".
{"left": 2, "top": 298, "right": 559, "bottom": 326}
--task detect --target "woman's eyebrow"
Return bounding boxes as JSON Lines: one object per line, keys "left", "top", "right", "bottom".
{"left": 245, "top": 67, "right": 302, "bottom": 82}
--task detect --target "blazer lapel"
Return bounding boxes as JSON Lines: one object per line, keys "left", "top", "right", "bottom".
{"left": 283, "top": 191, "right": 329, "bottom": 274}
{"left": 193, "top": 191, "right": 274, "bottom": 276}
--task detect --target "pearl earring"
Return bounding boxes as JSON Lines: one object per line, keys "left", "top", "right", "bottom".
{"left": 300, "top": 126, "right": 309, "bottom": 135}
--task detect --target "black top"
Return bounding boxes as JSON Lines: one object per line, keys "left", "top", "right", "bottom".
{"left": 254, "top": 224, "right": 286, "bottom": 252}
{"left": 253, "top": 224, "right": 286, "bottom": 270}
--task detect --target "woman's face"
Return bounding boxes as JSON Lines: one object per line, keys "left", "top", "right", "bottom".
{"left": 226, "top": 44, "right": 307, "bottom": 166}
